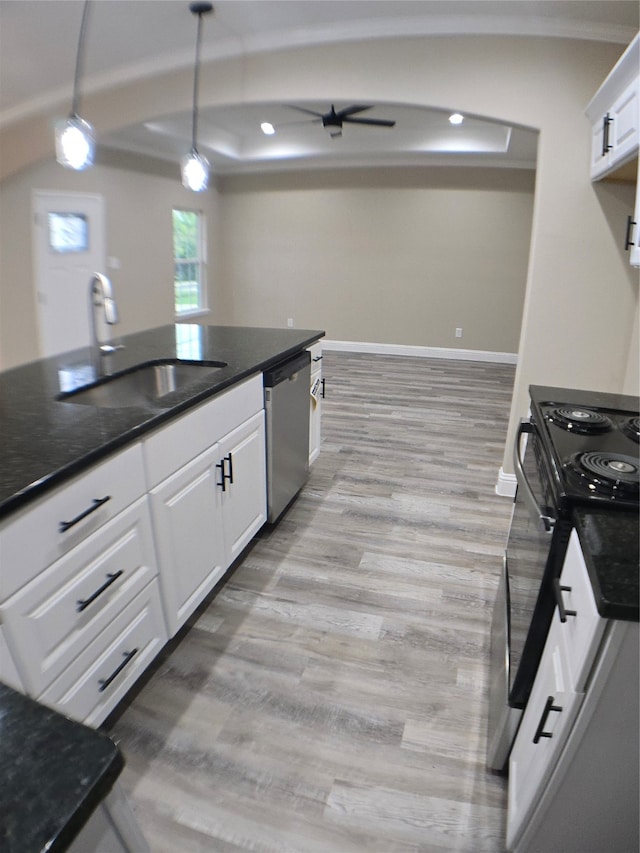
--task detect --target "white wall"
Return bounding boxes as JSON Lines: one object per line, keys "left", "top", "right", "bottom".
{"left": 217, "top": 167, "right": 535, "bottom": 353}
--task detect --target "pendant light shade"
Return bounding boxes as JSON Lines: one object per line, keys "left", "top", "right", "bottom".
{"left": 55, "top": 0, "right": 95, "bottom": 170}
{"left": 182, "top": 2, "right": 213, "bottom": 192}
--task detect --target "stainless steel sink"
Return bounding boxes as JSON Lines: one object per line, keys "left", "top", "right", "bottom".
{"left": 57, "top": 360, "right": 227, "bottom": 409}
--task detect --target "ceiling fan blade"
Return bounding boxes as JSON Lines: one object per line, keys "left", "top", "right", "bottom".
{"left": 343, "top": 117, "right": 396, "bottom": 127}
{"left": 288, "top": 105, "right": 325, "bottom": 118}
{"left": 334, "top": 104, "right": 372, "bottom": 119}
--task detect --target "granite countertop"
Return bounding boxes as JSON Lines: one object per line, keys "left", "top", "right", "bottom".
{"left": 573, "top": 507, "right": 639, "bottom": 622}
{"left": 0, "top": 324, "right": 324, "bottom": 520}
{"left": 0, "top": 683, "right": 123, "bottom": 853}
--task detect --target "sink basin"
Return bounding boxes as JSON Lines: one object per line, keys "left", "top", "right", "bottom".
{"left": 57, "top": 360, "right": 227, "bottom": 409}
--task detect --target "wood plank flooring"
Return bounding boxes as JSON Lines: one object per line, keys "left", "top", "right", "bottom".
{"left": 106, "top": 352, "right": 516, "bottom": 852}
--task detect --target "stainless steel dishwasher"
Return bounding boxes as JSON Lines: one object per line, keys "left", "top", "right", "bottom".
{"left": 263, "top": 350, "right": 311, "bottom": 523}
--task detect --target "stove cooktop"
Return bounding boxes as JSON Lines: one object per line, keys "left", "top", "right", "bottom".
{"left": 529, "top": 386, "right": 640, "bottom": 509}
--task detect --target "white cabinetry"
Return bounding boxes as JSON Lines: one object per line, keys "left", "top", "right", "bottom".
{"left": 0, "top": 445, "right": 167, "bottom": 726}
{"left": 507, "top": 530, "right": 639, "bottom": 853}
{"left": 309, "top": 342, "right": 323, "bottom": 465}
{"left": 586, "top": 34, "right": 640, "bottom": 268}
{"left": 145, "top": 375, "right": 266, "bottom": 637}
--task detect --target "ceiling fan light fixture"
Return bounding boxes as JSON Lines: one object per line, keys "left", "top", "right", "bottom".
{"left": 261, "top": 122, "right": 275, "bottom": 135}
{"left": 181, "top": 1, "right": 214, "bottom": 192}
{"left": 181, "top": 148, "right": 210, "bottom": 192}
{"left": 449, "top": 112, "right": 464, "bottom": 125}
{"left": 55, "top": 114, "right": 95, "bottom": 170}
{"left": 55, "top": 0, "right": 95, "bottom": 170}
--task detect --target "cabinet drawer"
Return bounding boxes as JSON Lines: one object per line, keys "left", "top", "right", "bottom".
{"left": 39, "top": 579, "right": 167, "bottom": 727}
{"left": 0, "top": 444, "right": 146, "bottom": 601}
{"left": 507, "top": 617, "right": 582, "bottom": 849}
{"left": 1, "top": 497, "right": 157, "bottom": 697}
{"left": 308, "top": 342, "right": 323, "bottom": 366}
{"left": 555, "top": 530, "right": 606, "bottom": 692}
{"left": 200, "top": 374, "right": 264, "bottom": 441}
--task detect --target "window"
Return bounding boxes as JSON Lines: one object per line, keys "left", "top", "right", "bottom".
{"left": 173, "top": 208, "right": 207, "bottom": 316}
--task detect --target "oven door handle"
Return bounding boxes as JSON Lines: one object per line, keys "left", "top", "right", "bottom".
{"left": 513, "top": 420, "right": 556, "bottom": 533}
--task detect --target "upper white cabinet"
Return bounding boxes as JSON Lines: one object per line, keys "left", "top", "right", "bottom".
{"left": 587, "top": 35, "right": 639, "bottom": 180}
{"left": 507, "top": 530, "right": 639, "bottom": 853}
{"left": 587, "top": 34, "right": 640, "bottom": 268}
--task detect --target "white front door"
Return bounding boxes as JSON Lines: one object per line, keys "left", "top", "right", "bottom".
{"left": 33, "top": 190, "right": 106, "bottom": 357}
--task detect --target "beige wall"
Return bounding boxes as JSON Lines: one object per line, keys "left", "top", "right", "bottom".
{"left": 0, "top": 150, "right": 223, "bottom": 368}
{"left": 218, "top": 167, "right": 534, "bottom": 353}
{"left": 1, "top": 33, "right": 638, "bottom": 476}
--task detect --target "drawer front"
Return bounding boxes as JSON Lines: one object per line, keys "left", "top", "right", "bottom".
{"left": 200, "top": 374, "right": 264, "bottom": 442}
{"left": 39, "top": 579, "right": 167, "bottom": 727}
{"left": 308, "top": 342, "right": 323, "bottom": 367}
{"left": 555, "top": 530, "right": 606, "bottom": 692}
{"left": 142, "top": 399, "right": 209, "bottom": 489}
{"left": 507, "top": 618, "right": 582, "bottom": 849}
{"left": 1, "top": 498, "right": 157, "bottom": 697}
{"left": 0, "top": 444, "right": 146, "bottom": 601}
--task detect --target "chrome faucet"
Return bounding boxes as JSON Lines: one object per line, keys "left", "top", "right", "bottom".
{"left": 90, "top": 272, "right": 122, "bottom": 354}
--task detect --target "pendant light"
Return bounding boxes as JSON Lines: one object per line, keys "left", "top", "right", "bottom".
{"left": 181, "top": 2, "right": 213, "bottom": 192}
{"left": 55, "top": 0, "right": 95, "bottom": 170}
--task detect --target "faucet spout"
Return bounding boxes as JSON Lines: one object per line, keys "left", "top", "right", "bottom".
{"left": 90, "top": 272, "right": 121, "bottom": 354}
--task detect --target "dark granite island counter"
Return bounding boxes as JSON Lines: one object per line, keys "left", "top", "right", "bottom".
{"left": 0, "top": 324, "right": 324, "bottom": 519}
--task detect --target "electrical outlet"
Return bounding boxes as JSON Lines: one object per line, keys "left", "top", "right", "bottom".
{"left": 455, "top": 327, "right": 463, "bottom": 338}
{"left": 287, "top": 318, "right": 294, "bottom": 327}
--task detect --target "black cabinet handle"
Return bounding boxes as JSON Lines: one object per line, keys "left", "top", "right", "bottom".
{"left": 321, "top": 377, "right": 326, "bottom": 399}
{"left": 533, "top": 695, "right": 563, "bottom": 743}
{"left": 553, "top": 579, "right": 577, "bottom": 623}
{"left": 312, "top": 355, "right": 323, "bottom": 363}
{"left": 60, "top": 496, "right": 111, "bottom": 533}
{"left": 216, "top": 454, "right": 233, "bottom": 490}
{"left": 602, "top": 113, "right": 613, "bottom": 156}
{"left": 98, "top": 648, "right": 138, "bottom": 692}
{"left": 625, "top": 215, "right": 637, "bottom": 251}
{"left": 77, "top": 570, "right": 124, "bottom": 612}
{"left": 216, "top": 460, "right": 226, "bottom": 491}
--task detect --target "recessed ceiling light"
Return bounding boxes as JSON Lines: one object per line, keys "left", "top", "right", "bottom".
{"left": 261, "top": 122, "right": 275, "bottom": 135}
{"left": 449, "top": 113, "right": 464, "bottom": 125}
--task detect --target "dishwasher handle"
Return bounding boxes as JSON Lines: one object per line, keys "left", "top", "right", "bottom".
{"left": 263, "top": 350, "right": 311, "bottom": 387}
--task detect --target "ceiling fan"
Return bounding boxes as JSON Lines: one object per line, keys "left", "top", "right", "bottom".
{"left": 285, "top": 104, "right": 396, "bottom": 138}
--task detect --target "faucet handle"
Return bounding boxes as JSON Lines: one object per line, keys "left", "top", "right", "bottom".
{"left": 104, "top": 298, "right": 118, "bottom": 325}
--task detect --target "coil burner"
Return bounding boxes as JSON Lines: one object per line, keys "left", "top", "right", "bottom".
{"left": 566, "top": 451, "right": 639, "bottom": 499}
{"left": 546, "top": 407, "right": 613, "bottom": 435}
{"left": 621, "top": 416, "right": 640, "bottom": 444}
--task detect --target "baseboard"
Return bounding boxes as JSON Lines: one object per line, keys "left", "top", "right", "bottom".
{"left": 323, "top": 339, "right": 518, "bottom": 365}
{"left": 495, "top": 467, "right": 517, "bottom": 498}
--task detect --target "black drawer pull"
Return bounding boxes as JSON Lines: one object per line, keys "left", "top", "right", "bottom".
{"left": 625, "top": 215, "right": 637, "bottom": 251}
{"left": 553, "top": 579, "right": 577, "bottom": 623}
{"left": 98, "top": 648, "right": 138, "bottom": 692}
{"left": 225, "top": 452, "right": 234, "bottom": 485}
{"left": 602, "top": 113, "right": 613, "bottom": 156}
{"left": 533, "top": 695, "right": 563, "bottom": 743}
{"left": 77, "top": 570, "right": 124, "bottom": 613}
{"left": 312, "top": 355, "right": 323, "bottom": 363}
{"left": 60, "top": 496, "right": 111, "bottom": 533}
{"left": 321, "top": 377, "right": 326, "bottom": 399}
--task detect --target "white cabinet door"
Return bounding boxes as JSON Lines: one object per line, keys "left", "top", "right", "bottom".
{"left": 609, "top": 77, "right": 639, "bottom": 169}
{"left": 630, "top": 176, "right": 640, "bottom": 268}
{"left": 219, "top": 411, "right": 267, "bottom": 564}
{"left": 149, "top": 446, "right": 226, "bottom": 637}
{"left": 309, "top": 343, "right": 323, "bottom": 466}
{"left": 507, "top": 618, "right": 582, "bottom": 851}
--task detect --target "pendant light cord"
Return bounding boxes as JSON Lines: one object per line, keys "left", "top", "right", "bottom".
{"left": 71, "top": 0, "right": 91, "bottom": 117}
{"left": 191, "top": 9, "right": 204, "bottom": 151}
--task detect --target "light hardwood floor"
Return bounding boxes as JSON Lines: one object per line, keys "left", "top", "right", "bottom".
{"left": 107, "top": 352, "right": 516, "bottom": 852}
